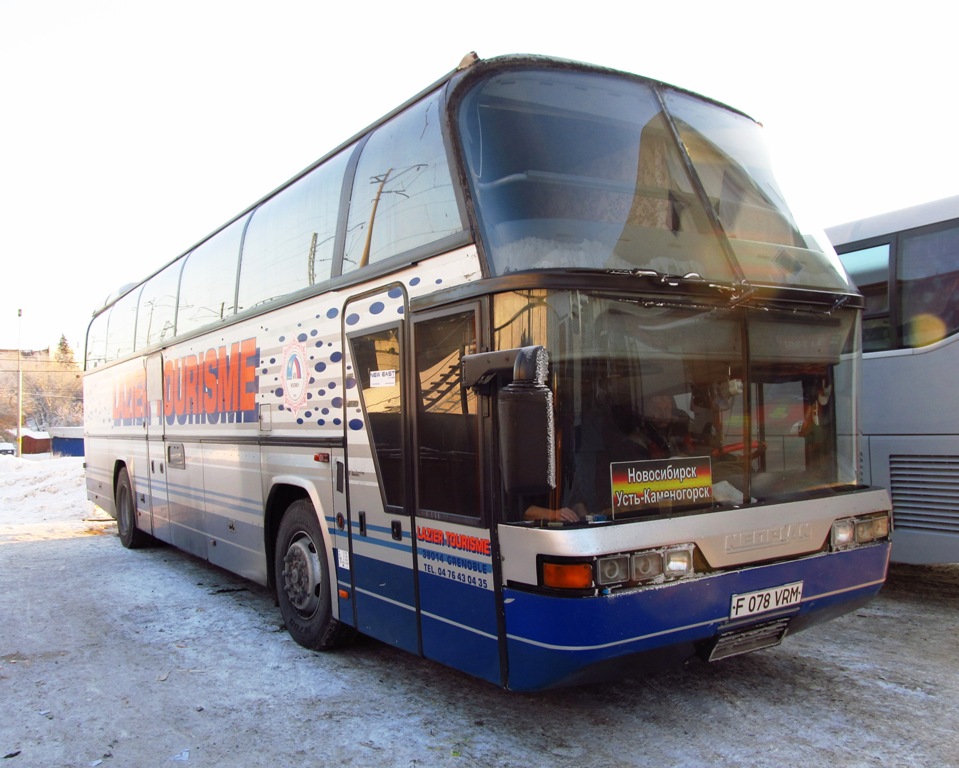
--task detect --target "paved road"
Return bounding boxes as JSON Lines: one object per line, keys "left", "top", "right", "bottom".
{"left": 1, "top": 519, "right": 958, "bottom": 767}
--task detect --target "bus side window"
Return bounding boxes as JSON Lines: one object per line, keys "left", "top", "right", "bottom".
{"left": 342, "top": 93, "right": 463, "bottom": 273}
{"left": 137, "top": 261, "right": 182, "bottom": 349}
{"left": 237, "top": 149, "right": 349, "bottom": 312}
{"left": 86, "top": 307, "right": 111, "bottom": 369}
{"left": 899, "top": 223, "right": 959, "bottom": 347}
{"left": 838, "top": 243, "right": 891, "bottom": 351}
{"left": 176, "top": 217, "right": 245, "bottom": 336}
{"left": 109, "top": 287, "right": 141, "bottom": 361}
{"left": 350, "top": 328, "right": 405, "bottom": 511}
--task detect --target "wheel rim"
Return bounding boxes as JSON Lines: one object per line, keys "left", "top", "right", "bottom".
{"left": 282, "top": 532, "right": 322, "bottom": 616}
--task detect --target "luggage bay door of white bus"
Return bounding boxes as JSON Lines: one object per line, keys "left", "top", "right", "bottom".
{"left": 145, "top": 353, "right": 172, "bottom": 541}
{"left": 341, "top": 287, "right": 419, "bottom": 654}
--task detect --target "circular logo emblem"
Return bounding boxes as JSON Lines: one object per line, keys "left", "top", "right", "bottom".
{"left": 282, "top": 341, "right": 308, "bottom": 415}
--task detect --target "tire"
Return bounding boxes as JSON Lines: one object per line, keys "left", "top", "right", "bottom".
{"left": 274, "top": 499, "right": 354, "bottom": 650}
{"left": 115, "top": 467, "right": 151, "bottom": 549}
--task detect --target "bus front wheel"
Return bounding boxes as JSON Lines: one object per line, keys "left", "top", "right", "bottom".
{"left": 115, "top": 467, "right": 151, "bottom": 549}
{"left": 274, "top": 499, "right": 353, "bottom": 650}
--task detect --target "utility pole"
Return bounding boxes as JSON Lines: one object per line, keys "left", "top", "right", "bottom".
{"left": 17, "top": 309, "right": 22, "bottom": 457}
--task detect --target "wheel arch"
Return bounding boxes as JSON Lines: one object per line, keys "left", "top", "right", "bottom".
{"left": 110, "top": 457, "right": 134, "bottom": 513}
{"left": 264, "top": 477, "right": 329, "bottom": 592}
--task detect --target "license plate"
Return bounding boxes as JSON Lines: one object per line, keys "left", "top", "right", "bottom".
{"left": 730, "top": 581, "right": 803, "bottom": 619}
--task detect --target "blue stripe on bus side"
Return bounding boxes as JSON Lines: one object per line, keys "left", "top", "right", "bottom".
{"left": 163, "top": 478, "right": 263, "bottom": 518}
{"left": 503, "top": 543, "right": 890, "bottom": 691}
{"left": 350, "top": 551, "right": 419, "bottom": 653}
{"left": 418, "top": 571, "right": 501, "bottom": 685}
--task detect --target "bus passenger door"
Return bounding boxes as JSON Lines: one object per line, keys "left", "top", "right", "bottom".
{"left": 342, "top": 289, "right": 418, "bottom": 653}
{"left": 410, "top": 307, "right": 501, "bottom": 686}
{"left": 143, "top": 354, "right": 172, "bottom": 542}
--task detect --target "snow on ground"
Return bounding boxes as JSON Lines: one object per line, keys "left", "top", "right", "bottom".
{"left": 0, "top": 456, "right": 107, "bottom": 541}
{"left": 1, "top": 457, "right": 959, "bottom": 767}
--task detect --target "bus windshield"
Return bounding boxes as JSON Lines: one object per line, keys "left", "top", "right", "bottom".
{"left": 457, "top": 68, "right": 851, "bottom": 292}
{"left": 493, "top": 290, "right": 860, "bottom": 524}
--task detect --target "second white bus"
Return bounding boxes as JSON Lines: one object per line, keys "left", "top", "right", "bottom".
{"left": 828, "top": 196, "right": 959, "bottom": 564}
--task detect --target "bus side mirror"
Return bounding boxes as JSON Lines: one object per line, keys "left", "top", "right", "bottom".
{"left": 496, "top": 346, "right": 556, "bottom": 495}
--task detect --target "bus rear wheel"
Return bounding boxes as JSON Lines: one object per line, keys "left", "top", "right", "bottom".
{"left": 274, "top": 499, "right": 353, "bottom": 650}
{"left": 115, "top": 467, "right": 151, "bottom": 549}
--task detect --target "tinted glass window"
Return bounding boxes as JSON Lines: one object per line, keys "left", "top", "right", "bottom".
{"left": 350, "top": 327, "right": 405, "bottom": 509}
{"left": 748, "top": 310, "right": 859, "bottom": 499}
{"left": 343, "top": 93, "right": 461, "bottom": 272}
{"left": 899, "top": 223, "right": 959, "bottom": 347}
{"left": 664, "top": 91, "right": 850, "bottom": 291}
{"left": 457, "top": 69, "right": 849, "bottom": 291}
{"left": 136, "top": 261, "right": 181, "bottom": 348}
{"left": 238, "top": 150, "right": 350, "bottom": 311}
{"left": 86, "top": 309, "right": 110, "bottom": 369}
{"left": 177, "top": 218, "right": 245, "bottom": 335}
{"left": 458, "top": 70, "right": 732, "bottom": 280}
{"left": 106, "top": 286, "right": 141, "bottom": 361}
{"left": 839, "top": 243, "right": 891, "bottom": 351}
{"left": 415, "top": 311, "right": 480, "bottom": 520}
{"left": 492, "top": 290, "right": 860, "bottom": 525}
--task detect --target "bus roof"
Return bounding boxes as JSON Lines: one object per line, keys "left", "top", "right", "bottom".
{"left": 826, "top": 195, "right": 959, "bottom": 247}
{"left": 91, "top": 53, "right": 758, "bottom": 318}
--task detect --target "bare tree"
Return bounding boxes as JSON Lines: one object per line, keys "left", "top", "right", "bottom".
{"left": 21, "top": 336, "right": 83, "bottom": 429}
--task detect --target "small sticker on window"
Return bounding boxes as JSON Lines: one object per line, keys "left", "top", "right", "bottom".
{"left": 370, "top": 369, "right": 396, "bottom": 388}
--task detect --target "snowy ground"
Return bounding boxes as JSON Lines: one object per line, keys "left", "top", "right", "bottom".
{"left": 1, "top": 456, "right": 958, "bottom": 767}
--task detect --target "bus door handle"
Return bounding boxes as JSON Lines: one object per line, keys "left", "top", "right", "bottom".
{"left": 335, "top": 460, "right": 344, "bottom": 493}
{"left": 359, "top": 511, "right": 367, "bottom": 537}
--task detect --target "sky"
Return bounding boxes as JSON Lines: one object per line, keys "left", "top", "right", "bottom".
{"left": 1, "top": 0, "right": 956, "bottom": 355}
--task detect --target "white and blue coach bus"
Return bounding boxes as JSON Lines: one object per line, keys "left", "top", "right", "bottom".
{"left": 84, "top": 54, "right": 891, "bottom": 690}
{"left": 828, "top": 196, "right": 959, "bottom": 565}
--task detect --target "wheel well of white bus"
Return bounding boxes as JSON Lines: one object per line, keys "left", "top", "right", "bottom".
{"left": 264, "top": 483, "right": 312, "bottom": 592}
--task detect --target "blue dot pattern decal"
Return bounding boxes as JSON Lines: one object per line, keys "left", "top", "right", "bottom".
{"left": 257, "top": 249, "right": 481, "bottom": 437}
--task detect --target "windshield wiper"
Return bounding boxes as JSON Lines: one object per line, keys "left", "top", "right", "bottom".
{"left": 609, "top": 268, "right": 707, "bottom": 286}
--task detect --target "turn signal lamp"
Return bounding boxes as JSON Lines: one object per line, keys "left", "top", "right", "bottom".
{"left": 542, "top": 562, "right": 593, "bottom": 590}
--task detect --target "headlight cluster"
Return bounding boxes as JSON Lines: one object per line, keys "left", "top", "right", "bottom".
{"left": 541, "top": 544, "right": 695, "bottom": 592}
{"left": 830, "top": 512, "right": 891, "bottom": 551}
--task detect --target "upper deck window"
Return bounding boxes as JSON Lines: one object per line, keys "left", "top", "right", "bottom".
{"left": 456, "top": 68, "right": 851, "bottom": 292}
{"left": 342, "top": 93, "right": 463, "bottom": 273}
{"left": 238, "top": 149, "right": 350, "bottom": 312}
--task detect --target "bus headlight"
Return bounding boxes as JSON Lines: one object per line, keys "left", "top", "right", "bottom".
{"left": 831, "top": 512, "right": 890, "bottom": 551}
{"left": 831, "top": 520, "right": 856, "bottom": 550}
{"left": 597, "top": 544, "right": 695, "bottom": 587}
{"left": 631, "top": 552, "right": 663, "bottom": 581}
{"left": 542, "top": 543, "right": 699, "bottom": 592}
{"left": 856, "top": 515, "right": 890, "bottom": 543}
{"left": 663, "top": 545, "right": 694, "bottom": 578}
{"left": 596, "top": 555, "right": 630, "bottom": 586}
